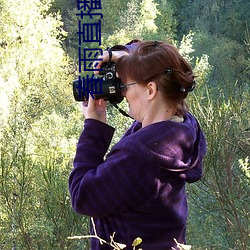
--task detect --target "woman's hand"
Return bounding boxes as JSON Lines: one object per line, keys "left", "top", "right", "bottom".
{"left": 81, "top": 95, "right": 107, "bottom": 123}
{"left": 94, "top": 50, "right": 129, "bottom": 74}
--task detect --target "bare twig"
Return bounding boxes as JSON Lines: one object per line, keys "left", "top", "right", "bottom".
{"left": 68, "top": 217, "right": 126, "bottom": 250}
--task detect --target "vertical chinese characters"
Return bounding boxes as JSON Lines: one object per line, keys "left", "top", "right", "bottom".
{"left": 76, "top": 0, "right": 103, "bottom": 99}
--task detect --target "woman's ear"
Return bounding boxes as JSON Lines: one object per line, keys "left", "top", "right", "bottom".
{"left": 147, "top": 82, "right": 158, "bottom": 100}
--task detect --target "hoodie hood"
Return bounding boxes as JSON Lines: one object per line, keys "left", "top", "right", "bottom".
{"left": 112, "top": 113, "right": 207, "bottom": 183}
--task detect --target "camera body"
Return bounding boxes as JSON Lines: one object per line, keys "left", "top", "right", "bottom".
{"left": 72, "top": 62, "right": 124, "bottom": 104}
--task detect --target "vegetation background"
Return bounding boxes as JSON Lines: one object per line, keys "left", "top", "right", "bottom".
{"left": 0, "top": 0, "right": 249, "bottom": 249}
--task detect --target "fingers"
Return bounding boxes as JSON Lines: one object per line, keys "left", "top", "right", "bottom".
{"left": 93, "top": 51, "right": 109, "bottom": 74}
{"left": 80, "top": 101, "right": 88, "bottom": 116}
{"left": 80, "top": 93, "right": 95, "bottom": 116}
{"left": 87, "top": 93, "right": 96, "bottom": 110}
{"left": 81, "top": 93, "right": 95, "bottom": 109}
{"left": 82, "top": 101, "right": 88, "bottom": 107}
{"left": 93, "top": 50, "right": 129, "bottom": 74}
{"left": 98, "top": 98, "right": 107, "bottom": 109}
{"left": 80, "top": 99, "right": 107, "bottom": 123}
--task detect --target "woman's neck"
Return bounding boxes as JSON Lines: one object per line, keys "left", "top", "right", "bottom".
{"left": 141, "top": 101, "right": 177, "bottom": 128}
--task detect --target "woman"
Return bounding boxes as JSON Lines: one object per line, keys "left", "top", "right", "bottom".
{"left": 69, "top": 40, "right": 207, "bottom": 250}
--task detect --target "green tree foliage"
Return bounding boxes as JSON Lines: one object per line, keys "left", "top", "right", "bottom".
{"left": 187, "top": 84, "right": 250, "bottom": 249}
{"left": 169, "top": 0, "right": 250, "bottom": 87}
{"left": 185, "top": 29, "right": 249, "bottom": 250}
{"left": 0, "top": 0, "right": 87, "bottom": 248}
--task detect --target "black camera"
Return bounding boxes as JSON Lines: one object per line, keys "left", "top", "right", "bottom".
{"left": 72, "top": 62, "right": 124, "bottom": 104}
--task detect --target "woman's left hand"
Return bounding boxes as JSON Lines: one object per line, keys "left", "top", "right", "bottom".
{"left": 81, "top": 95, "right": 107, "bottom": 123}
{"left": 93, "top": 50, "right": 129, "bottom": 74}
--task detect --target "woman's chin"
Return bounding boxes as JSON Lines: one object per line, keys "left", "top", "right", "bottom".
{"left": 128, "top": 109, "right": 134, "bottom": 119}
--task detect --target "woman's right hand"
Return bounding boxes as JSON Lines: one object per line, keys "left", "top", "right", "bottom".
{"left": 81, "top": 96, "right": 107, "bottom": 123}
{"left": 93, "top": 50, "right": 129, "bottom": 74}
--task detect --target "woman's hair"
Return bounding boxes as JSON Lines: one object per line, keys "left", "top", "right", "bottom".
{"left": 116, "top": 41, "right": 195, "bottom": 116}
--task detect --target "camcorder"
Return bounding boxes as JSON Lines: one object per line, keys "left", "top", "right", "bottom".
{"left": 72, "top": 62, "right": 124, "bottom": 104}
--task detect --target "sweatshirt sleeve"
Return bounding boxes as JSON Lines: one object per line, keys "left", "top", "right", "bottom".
{"left": 68, "top": 119, "right": 156, "bottom": 218}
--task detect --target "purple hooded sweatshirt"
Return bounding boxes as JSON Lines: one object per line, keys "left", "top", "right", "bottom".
{"left": 69, "top": 112, "right": 206, "bottom": 250}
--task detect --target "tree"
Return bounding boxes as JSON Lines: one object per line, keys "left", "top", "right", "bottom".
{"left": 0, "top": 0, "right": 87, "bottom": 248}
{"left": 1, "top": 0, "right": 249, "bottom": 248}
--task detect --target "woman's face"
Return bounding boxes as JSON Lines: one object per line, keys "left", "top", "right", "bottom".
{"left": 121, "top": 81, "right": 148, "bottom": 122}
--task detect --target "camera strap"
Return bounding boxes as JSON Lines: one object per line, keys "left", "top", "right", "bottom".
{"left": 106, "top": 47, "right": 112, "bottom": 64}
{"left": 112, "top": 103, "right": 134, "bottom": 120}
